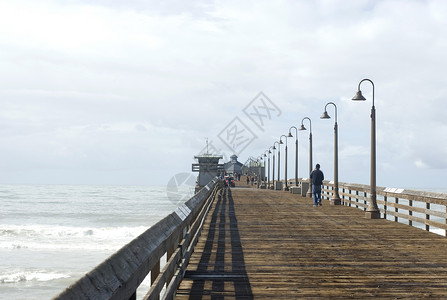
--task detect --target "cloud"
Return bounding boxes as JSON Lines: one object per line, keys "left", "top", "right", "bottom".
{"left": 1, "top": 0, "right": 447, "bottom": 188}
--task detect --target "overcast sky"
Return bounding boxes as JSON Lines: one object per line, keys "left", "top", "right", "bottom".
{"left": 1, "top": 0, "right": 447, "bottom": 189}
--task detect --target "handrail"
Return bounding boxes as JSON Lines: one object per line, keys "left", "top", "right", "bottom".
{"left": 321, "top": 180, "right": 447, "bottom": 235}
{"left": 53, "top": 178, "right": 223, "bottom": 300}
{"left": 264, "top": 177, "right": 447, "bottom": 235}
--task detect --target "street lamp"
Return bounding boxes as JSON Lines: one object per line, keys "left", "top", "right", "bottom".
{"left": 288, "top": 126, "right": 299, "bottom": 187}
{"left": 280, "top": 134, "right": 288, "bottom": 190}
{"left": 263, "top": 151, "right": 269, "bottom": 188}
{"left": 272, "top": 143, "right": 276, "bottom": 189}
{"left": 299, "top": 117, "right": 313, "bottom": 198}
{"left": 277, "top": 139, "right": 283, "bottom": 188}
{"left": 268, "top": 147, "right": 274, "bottom": 189}
{"left": 321, "top": 102, "right": 341, "bottom": 205}
{"left": 352, "top": 78, "right": 380, "bottom": 219}
{"left": 273, "top": 141, "right": 280, "bottom": 190}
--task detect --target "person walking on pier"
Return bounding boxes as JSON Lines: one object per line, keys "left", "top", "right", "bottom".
{"left": 310, "top": 163, "right": 324, "bottom": 207}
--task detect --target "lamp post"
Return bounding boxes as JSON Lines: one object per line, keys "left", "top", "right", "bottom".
{"left": 352, "top": 78, "right": 380, "bottom": 219}
{"left": 268, "top": 147, "right": 273, "bottom": 189}
{"left": 321, "top": 102, "right": 341, "bottom": 205}
{"left": 299, "top": 117, "right": 313, "bottom": 198}
{"left": 277, "top": 140, "right": 282, "bottom": 189}
{"left": 263, "top": 151, "right": 268, "bottom": 188}
{"left": 272, "top": 143, "right": 277, "bottom": 190}
{"left": 280, "top": 134, "right": 288, "bottom": 190}
{"left": 273, "top": 141, "right": 280, "bottom": 190}
{"left": 288, "top": 126, "right": 299, "bottom": 187}
{"left": 257, "top": 157, "right": 262, "bottom": 188}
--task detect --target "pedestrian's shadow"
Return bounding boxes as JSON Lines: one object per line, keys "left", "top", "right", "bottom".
{"left": 181, "top": 187, "right": 253, "bottom": 299}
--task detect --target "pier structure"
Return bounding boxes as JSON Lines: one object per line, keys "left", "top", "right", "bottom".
{"left": 53, "top": 177, "right": 447, "bottom": 300}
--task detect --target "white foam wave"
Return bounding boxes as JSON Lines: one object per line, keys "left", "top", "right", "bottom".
{"left": 0, "top": 224, "right": 148, "bottom": 251}
{"left": 0, "top": 270, "right": 70, "bottom": 284}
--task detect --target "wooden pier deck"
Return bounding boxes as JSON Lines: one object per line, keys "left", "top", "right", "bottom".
{"left": 175, "top": 186, "right": 447, "bottom": 299}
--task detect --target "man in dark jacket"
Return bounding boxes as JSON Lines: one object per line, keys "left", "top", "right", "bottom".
{"left": 310, "top": 163, "right": 324, "bottom": 207}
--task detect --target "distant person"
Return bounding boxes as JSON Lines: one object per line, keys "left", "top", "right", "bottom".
{"left": 310, "top": 163, "right": 324, "bottom": 207}
{"left": 250, "top": 176, "right": 254, "bottom": 186}
{"left": 246, "top": 176, "right": 250, "bottom": 185}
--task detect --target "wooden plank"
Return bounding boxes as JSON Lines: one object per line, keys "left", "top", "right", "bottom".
{"left": 176, "top": 187, "right": 447, "bottom": 299}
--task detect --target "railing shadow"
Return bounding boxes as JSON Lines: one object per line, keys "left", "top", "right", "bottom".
{"left": 182, "top": 187, "right": 253, "bottom": 299}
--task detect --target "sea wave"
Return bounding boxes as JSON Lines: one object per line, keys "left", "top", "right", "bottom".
{"left": 0, "top": 224, "right": 149, "bottom": 250}
{"left": 0, "top": 270, "right": 70, "bottom": 284}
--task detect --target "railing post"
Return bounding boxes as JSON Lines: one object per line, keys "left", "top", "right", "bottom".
{"left": 167, "top": 246, "right": 175, "bottom": 286}
{"left": 355, "top": 190, "right": 359, "bottom": 208}
{"left": 409, "top": 200, "right": 413, "bottom": 226}
{"left": 395, "top": 198, "right": 399, "bottom": 223}
{"left": 331, "top": 185, "right": 334, "bottom": 201}
{"left": 426, "top": 202, "right": 430, "bottom": 232}
{"left": 364, "top": 191, "right": 367, "bottom": 211}
{"left": 150, "top": 260, "right": 160, "bottom": 300}
{"left": 348, "top": 189, "right": 352, "bottom": 207}
{"left": 384, "top": 195, "right": 387, "bottom": 220}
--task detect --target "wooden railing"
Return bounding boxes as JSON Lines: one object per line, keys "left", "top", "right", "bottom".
{"left": 53, "top": 178, "right": 222, "bottom": 300}
{"left": 264, "top": 178, "right": 447, "bottom": 235}
{"left": 321, "top": 180, "right": 447, "bottom": 235}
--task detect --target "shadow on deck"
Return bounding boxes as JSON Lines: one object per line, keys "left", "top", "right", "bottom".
{"left": 177, "top": 188, "right": 253, "bottom": 299}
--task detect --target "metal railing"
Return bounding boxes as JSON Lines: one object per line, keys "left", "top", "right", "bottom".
{"left": 53, "top": 178, "right": 222, "bottom": 300}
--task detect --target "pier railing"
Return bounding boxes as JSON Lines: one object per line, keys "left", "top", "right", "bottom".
{"left": 321, "top": 180, "right": 447, "bottom": 235}
{"left": 53, "top": 178, "right": 222, "bottom": 300}
{"left": 264, "top": 178, "right": 447, "bottom": 235}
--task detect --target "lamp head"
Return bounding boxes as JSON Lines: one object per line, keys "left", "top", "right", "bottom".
{"left": 279, "top": 139, "right": 284, "bottom": 144}
{"left": 287, "top": 132, "right": 293, "bottom": 137}
{"left": 352, "top": 90, "right": 366, "bottom": 101}
{"left": 320, "top": 111, "right": 331, "bottom": 119}
{"left": 273, "top": 145, "right": 276, "bottom": 150}
{"left": 298, "top": 124, "right": 306, "bottom": 131}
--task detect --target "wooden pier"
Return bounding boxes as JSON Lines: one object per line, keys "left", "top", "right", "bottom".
{"left": 176, "top": 186, "right": 447, "bottom": 299}
{"left": 53, "top": 178, "right": 447, "bottom": 300}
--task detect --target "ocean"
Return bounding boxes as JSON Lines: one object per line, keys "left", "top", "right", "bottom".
{"left": 0, "top": 184, "right": 194, "bottom": 300}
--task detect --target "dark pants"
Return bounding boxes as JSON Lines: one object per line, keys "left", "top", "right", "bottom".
{"left": 312, "top": 185, "right": 322, "bottom": 206}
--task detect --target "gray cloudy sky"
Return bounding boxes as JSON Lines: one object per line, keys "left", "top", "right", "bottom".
{"left": 1, "top": 0, "right": 447, "bottom": 188}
